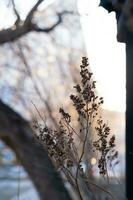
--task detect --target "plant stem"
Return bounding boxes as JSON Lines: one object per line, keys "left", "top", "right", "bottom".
{"left": 75, "top": 102, "right": 89, "bottom": 200}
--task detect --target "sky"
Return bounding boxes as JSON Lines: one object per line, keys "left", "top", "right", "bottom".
{"left": 78, "top": 0, "right": 126, "bottom": 113}
{"left": 0, "top": 0, "right": 126, "bottom": 113}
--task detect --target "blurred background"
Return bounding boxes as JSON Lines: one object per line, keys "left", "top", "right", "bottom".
{"left": 0, "top": 0, "right": 125, "bottom": 199}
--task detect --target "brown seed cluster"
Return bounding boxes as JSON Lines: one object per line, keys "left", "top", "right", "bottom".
{"left": 70, "top": 57, "right": 104, "bottom": 121}
{"left": 33, "top": 57, "right": 118, "bottom": 199}
{"left": 33, "top": 118, "right": 75, "bottom": 168}
{"left": 93, "top": 118, "right": 118, "bottom": 175}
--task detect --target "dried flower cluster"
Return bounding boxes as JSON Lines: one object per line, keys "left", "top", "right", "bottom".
{"left": 33, "top": 57, "right": 118, "bottom": 200}
{"left": 93, "top": 118, "right": 118, "bottom": 176}
{"left": 33, "top": 119, "right": 76, "bottom": 169}
{"left": 70, "top": 57, "right": 103, "bottom": 121}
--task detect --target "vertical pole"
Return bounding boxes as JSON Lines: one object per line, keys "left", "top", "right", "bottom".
{"left": 126, "top": 32, "right": 133, "bottom": 199}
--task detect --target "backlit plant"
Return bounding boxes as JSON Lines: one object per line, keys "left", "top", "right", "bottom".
{"left": 33, "top": 57, "right": 118, "bottom": 200}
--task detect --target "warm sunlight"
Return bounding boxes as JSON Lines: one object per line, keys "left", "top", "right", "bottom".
{"left": 0, "top": 0, "right": 128, "bottom": 199}
{"left": 77, "top": 0, "right": 126, "bottom": 112}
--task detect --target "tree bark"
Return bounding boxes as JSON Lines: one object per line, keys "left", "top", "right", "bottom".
{"left": 0, "top": 25, "right": 33, "bottom": 44}
{"left": 0, "top": 100, "right": 71, "bottom": 200}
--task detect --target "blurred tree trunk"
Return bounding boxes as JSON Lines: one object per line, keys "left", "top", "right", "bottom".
{"left": 0, "top": 100, "right": 71, "bottom": 200}
{"left": 126, "top": 32, "right": 133, "bottom": 200}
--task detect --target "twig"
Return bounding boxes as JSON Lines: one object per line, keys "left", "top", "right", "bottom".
{"left": 11, "top": 0, "right": 20, "bottom": 25}
{"left": 31, "top": 100, "right": 46, "bottom": 125}
{"left": 75, "top": 101, "right": 89, "bottom": 200}
{"left": 86, "top": 179, "right": 116, "bottom": 200}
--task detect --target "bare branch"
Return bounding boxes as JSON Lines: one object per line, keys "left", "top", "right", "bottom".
{"left": 0, "top": 6, "right": 73, "bottom": 44}
{"left": 24, "top": 0, "right": 44, "bottom": 26}
{"left": 0, "top": 25, "right": 32, "bottom": 44}
{"left": 11, "top": 0, "right": 21, "bottom": 25}
{"left": 33, "top": 11, "right": 73, "bottom": 32}
{"left": 17, "top": 42, "right": 59, "bottom": 128}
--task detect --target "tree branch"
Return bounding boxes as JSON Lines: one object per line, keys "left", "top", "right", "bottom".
{"left": 0, "top": 5, "right": 73, "bottom": 44}
{"left": 0, "top": 100, "right": 71, "bottom": 200}
{"left": 11, "top": 0, "right": 21, "bottom": 25}
{"left": 33, "top": 11, "right": 73, "bottom": 32}
{"left": 24, "top": 0, "right": 44, "bottom": 26}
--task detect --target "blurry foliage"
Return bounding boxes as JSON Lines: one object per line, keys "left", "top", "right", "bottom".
{"left": 33, "top": 57, "right": 118, "bottom": 200}
{"left": 0, "top": 0, "right": 85, "bottom": 124}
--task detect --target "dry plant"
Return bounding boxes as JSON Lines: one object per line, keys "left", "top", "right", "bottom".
{"left": 33, "top": 57, "right": 118, "bottom": 200}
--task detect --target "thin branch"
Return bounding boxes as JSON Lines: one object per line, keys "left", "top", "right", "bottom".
{"left": 62, "top": 165, "right": 76, "bottom": 184}
{"left": 31, "top": 100, "right": 46, "bottom": 125}
{"left": 24, "top": 0, "right": 44, "bottom": 26}
{"left": 11, "top": 0, "right": 21, "bottom": 25}
{"left": 65, "top": 120, "right": 83, "bottom": 141}
{"left": 86, "top": 179, "right": 115, "bottom": 200}
{"left": 17, "top": 42, "right": 58, "bottom": 128}
{"left": 33, "top": 11, "right": 73, "bottom": 32}
{"left": 62, "top": 120, "right": 79, "bottom": 162}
